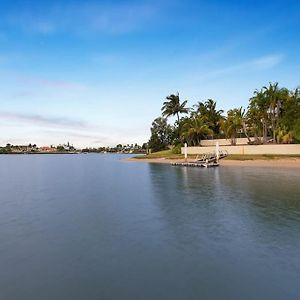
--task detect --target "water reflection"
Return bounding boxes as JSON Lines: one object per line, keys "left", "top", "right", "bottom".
{"left": 148, "top": 164, "right": 300, "bottom": 299}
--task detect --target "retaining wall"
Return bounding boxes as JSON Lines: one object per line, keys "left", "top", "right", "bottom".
{"left": 200, "top": 137, "right": 262, "bottom": 146}
{"left": 181, "top": 144, "right": 300, "bottom": 155}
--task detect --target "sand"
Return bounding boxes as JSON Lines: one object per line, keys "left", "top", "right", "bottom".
{"left": 127, "top": 157, "right": 300, "bottom": 168}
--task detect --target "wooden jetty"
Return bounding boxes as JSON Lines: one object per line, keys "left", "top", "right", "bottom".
{"left": 172, "top": 161, "right": 220, "bottom": 168}
{"left": 171, "top": 148, "right": 228, "bottom": 168}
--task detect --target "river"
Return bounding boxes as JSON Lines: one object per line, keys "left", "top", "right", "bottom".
{"left": 0, "top": 154, "right": 299, "bottom": 299}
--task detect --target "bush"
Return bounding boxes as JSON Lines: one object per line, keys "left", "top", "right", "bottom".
{"left": 171, "top": 144, "right": 182, "bottom": 154}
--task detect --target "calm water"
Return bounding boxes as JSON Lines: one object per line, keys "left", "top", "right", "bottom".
{"left": 0, "top": 154, "right": 299, "bottom": 300}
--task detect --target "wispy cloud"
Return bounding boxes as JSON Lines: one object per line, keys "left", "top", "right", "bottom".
{"left": 196, "top": 54, "right": 284, "bottom": 81}
{"left": 41, "top": 129, "right": 109, "bottom": 143}
{"left": 15, "top": 74, "right": 85, "bottom": 89}
{"left": 4, "top": 2, "right": 160, "bottom": 35}
{"left": 1, "top": 71, "right": 86, "bottom": 90}
{"left": 0, "top": 112, "right": 89, "bottom": 130}
{"left": 0, "top": 112, "right": 116, "bottom": 147}
{"left": 251, "top": 55, "right": 284, "bottom": 69}
{"left": 0, "top": 112, "right": 144, "bottom": 147}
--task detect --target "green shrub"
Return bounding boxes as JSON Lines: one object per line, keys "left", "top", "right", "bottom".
{"left": 171, "top": 144, "right": 182, "bottom": 154}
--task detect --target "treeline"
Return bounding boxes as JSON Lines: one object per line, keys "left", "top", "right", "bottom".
{"left": 148, "top": 82, "right": 300, "bottom": 152}
{"left": 81, "top": 143, "right": 147, "bottom": 154}
{"left": 0, "top": 143, "right": 147, "bottom": 154}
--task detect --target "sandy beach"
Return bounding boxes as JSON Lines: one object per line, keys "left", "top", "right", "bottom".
{"left": 128, "top": 157, "right": 300, "bottom": 168}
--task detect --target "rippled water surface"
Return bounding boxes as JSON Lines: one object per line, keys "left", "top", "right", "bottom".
{"left": 0, "top": 154, "right": 299, "bottom": 300}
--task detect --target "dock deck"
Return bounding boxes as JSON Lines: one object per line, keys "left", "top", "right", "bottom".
{"left": 171, "top": 149, "right": 227, "bottom": 168}
{"left": 172, "top": 161, "right": 220, "bottom": 168}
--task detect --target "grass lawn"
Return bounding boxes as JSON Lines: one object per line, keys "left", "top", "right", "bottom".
{"left": 224, "top": 154, "right": 300, "bottom": 160}
{"left": 133, "top": 150, "right": 186, "bottom": 160}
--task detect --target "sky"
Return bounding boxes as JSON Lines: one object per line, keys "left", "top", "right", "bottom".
{"left": 0, "top": 0, "right": 300, "bottom": 147}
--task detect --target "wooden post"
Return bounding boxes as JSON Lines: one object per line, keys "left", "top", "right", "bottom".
{"left": 184, "top": 143, "right": 187, "bottom": 162}
{"left": 216, "top": 141, "right": 219, "bottom": 163}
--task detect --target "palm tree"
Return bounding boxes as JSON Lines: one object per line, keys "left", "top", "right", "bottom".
{"left": 180, "top": 117, "right": 213, "bottom": 146}
{"left": 161, "top": 93, "right": 189, "bottom": 124}
{"left": 262, "top": 82, "right": 290, "bottom": 143}
{"left": 193, "top": 101, "right": 207, "bottom": 116}
{"left": 248, "top": 89, "right": 270, "bottom": 143}
{"left": 193, "top": 99, "right": 224, "bottom": 137}
{"left": 222, "top": 108, "right": 244, "bottom": 145}
{"left": 236, "top": 107, "right": 252, "bottom": 143}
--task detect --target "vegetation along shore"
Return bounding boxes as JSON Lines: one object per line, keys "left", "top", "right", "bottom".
{"left": 129, "top": 150, "right": 300, "bottom": 168}
{"left": 134, "top": 82, "right": 300, "bottom": 162}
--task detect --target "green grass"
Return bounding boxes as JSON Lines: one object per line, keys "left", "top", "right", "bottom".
{"left": 133, "top": 150, "right": 186, "bottom": 160}
{"left": 224, "top": 154, "right": 300, "bottom": 160}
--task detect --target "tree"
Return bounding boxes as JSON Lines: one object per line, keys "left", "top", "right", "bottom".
{"left": 161, "top": 93, "right": 189, "bottom": 124}
{"left": 294, "top": 118, "right": 300, "bottom": 142}
{"left": 148, "top": 117, "right": 173, "bottom": 152}
{"left": 180, "top": 117, "right": 213, "bottom": 146}
{"left": 222, "top": 108, "right": 245, "bottom": 145}
{"left": 147, "top": 82, "right": 300, "bottom": 148}
{"left": 248, "top": 89, "right": 270, "bottom": 143}
{"left": 279, "top": 88, "right": 300, "bottom": 143}
{"left": 235, "top": 107, "right": 252, "bottom": 143}
{"left": 263, "top": 82, "right": 282, "bottom": 143}
{"left": 248, "top": 83, "right": 294, "bottom": 144}
{"left": 142, "top": 143, "right": 148, "bottom": 150}
{"left": 56, "top": 145, "right": 65, "bottom": 152}
{"left": 193, "top": 99, "right": 224, "bottom": 137}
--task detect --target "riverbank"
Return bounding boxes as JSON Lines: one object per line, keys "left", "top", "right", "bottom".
{"left": 128, "top": 155, "right": 300, "bottom": 168}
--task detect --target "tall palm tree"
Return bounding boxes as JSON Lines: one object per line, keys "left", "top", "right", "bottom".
{"left": 235, "top": 107, "right": 252, "bottom": 143}
{"left": 262, "top": 82, "right": 289, "bottom": 143}
{"left": 248, "top": 89, "right": 270, "bottom": 143}
{"left": 161, "top": 93, "right": 188, "bottom": 124}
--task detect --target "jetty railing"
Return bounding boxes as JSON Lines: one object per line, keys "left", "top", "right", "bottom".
{"left": 195, "top": 150, "right": 228, "bottom": 163}
{"left": 172, "top": 149, "right": 228, "bottom": 168}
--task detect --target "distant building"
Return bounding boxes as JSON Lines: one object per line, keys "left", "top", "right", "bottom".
{"left": 39, "top": 146, "right": 57, "bottom": 152}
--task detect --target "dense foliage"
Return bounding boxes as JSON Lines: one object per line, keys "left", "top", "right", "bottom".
{"left": 148, "top": 83, "right": 300, "bottom": 151}
{"left": 148, "top": 117, "right": 173, "bottom": 152}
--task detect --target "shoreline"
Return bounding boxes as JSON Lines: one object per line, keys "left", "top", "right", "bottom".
{"left": 127, "top": 157, "right": 300, "bottom": 168}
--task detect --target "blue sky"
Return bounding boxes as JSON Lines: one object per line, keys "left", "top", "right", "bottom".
{"left": 1, "top": 0, "right": 300, "bottom": 147}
